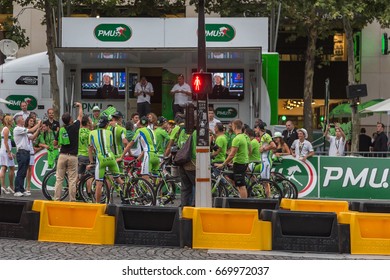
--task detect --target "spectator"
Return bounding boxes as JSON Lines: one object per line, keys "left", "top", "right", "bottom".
{"left": 147, "top": 112, "right": 158, "bottom": 130}
{"left": 54, "top": 102, "right": 83, "bottom": 201}
{"left": 0, "top": 115, "right": 16, "bottom": 195}
{"left": 134, "top": 76, "right": 154, "bottom": 117}
{"left": 131, "top": 112, "right": 140, "bottom": 130}
{"left": 13, "top": 115, "right": 41, "bottom": 197}
{"left": 43, "top": 108, "right": 60, "bottom": 134}
{"left": 170, "top": 74, "right": 192, "bottom": 117}
{"left": 272, "top": 131, "right": 291, "bottom": 159}
{"left": 282, "top": 120, "right": 298, "bottom": 148}
{"left": 13, "top": 101, "right": 30, "bottom": 121}
{"left": 208, "top": 107, "right": 221, "bottom": 134}
{"left": 324, "top": 123, "right": 346, "bottom": 156}
{"left": 25, "top": 116, "right": 40, "bottom": 196}
{"left": 291, "top": 128, "right": 314, "bottom": 162}
{"left": 359, "top": 127, "right": 372, "bottom": 157}
{"left": 372, "top": 122, "right": 388, "bottom": 157}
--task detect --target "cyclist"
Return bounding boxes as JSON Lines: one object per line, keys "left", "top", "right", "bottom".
{"left": 216, "top": 119, "right": 249, "bottom": 198}
{"left": 211, "top": 122, "right": 227, "bottom": 165}
{"left": 164, "top": 116, "right": 185, "bottom": 157}
{"left": 121, "top": 116, "right": 159, "bottom": 178}
{"left": 254, "top": 123, "right": 275, "bottom": 180}
{"left": 109, "top": 111, "right": 128, "bottom": 166}
{"left": 88, "top": 116, "right": 124, "bottom": 203}
{"left": 246, "top": 128, "right": 261, "bottom": 172}
{"left": 91, "top": 106, "right": 101, "bottom": 129}
{"left": 154, "top": 116, "right": 170, "bottom": 160}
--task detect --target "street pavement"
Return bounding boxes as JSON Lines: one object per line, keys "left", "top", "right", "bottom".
{"left": 1, "top": 190, "right": 390, "bottom": 260}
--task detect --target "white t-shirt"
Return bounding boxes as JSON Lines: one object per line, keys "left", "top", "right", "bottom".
{"left": 171, "top": 83, "right": 192, "bottom": 105}
{"left": 291, "top": 139, "right": 314, "bottom": 159}
{"left": 327, "top": 135, "right": 345, "bottom": 156}
{"left": 13, "top": 126, "right": 30, "bottom": 151}
{"left": 134, "top": 82, "right": 154, "bottom": 104}
{"left": 209, "top": 118, "right": 221, "bottom": 133}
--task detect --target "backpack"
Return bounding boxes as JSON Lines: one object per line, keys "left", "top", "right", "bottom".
{"left": 174, "top": 135, "right": 192, "bottom": 166}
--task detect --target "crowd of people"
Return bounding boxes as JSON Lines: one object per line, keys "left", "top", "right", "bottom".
{"left": 0, "top": 93, "right": 388, "bottom": 204}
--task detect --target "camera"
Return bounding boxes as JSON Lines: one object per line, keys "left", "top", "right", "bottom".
{"left": 170, "top": 146, "right": 178, "bottom": 154}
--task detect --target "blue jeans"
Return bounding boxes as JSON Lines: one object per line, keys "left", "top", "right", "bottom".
{"left": 15, "top": 150, "right": 30, "bottom": 193}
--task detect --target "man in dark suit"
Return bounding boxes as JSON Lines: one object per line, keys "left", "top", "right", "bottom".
{"left": 372, "top": 122, "right": 388, "bottom": 157}
{"left": 210, "top": 74, "right": 229, "bottom": 99}
{"left": 96, "top": 73, "right": 119, "bottom": 99}
{"left": 282, "top": 120, "right": 298, "bottom": 148}
{"left": 358, "top": 127, "right": 372, "bottom": 157}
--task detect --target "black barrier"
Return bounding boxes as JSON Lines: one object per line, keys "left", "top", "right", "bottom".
{"left": 179, "top": 218, "right": 192, "bottom": 248}
{"left": 0, "top": 198, "right": 39, "bottom": 240}
{"left": 261, "top": 209, "right": 349, "bottom": 253}
{"left": 109, "top": 205, "right": 181, "bottom": 247}
{"left": 349, "top": 201, "right": 390, "bottom": 213}
{"left": 214, "top": 197, "right": 279, "bottom": 219}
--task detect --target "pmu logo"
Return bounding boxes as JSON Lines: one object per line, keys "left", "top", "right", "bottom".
{"left": 31, "top": 150, "right": 53, "bottom": 189}
{"left": 94, "top": 24, "right": 132, "bottom": 42}
{"left": 205, "top": 24, "right": 235, "bottom": 42}
{"left": 272, "top": 156, "right": 317, "bottom": 198}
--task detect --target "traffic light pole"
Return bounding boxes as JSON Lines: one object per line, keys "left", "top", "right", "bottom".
{"left": 195, "top": 0, "right": 212, "bottom": 207}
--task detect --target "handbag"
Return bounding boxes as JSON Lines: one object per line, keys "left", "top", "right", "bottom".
{"left": 174, "top": 135, "right": 192, "bottom": 166}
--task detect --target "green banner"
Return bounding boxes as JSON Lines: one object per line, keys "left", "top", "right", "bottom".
{"left": 161, "top": 69, "right": 178, "bottom": 121}
{"left": 272, "top": 156, "right": 390, "bottom": 199}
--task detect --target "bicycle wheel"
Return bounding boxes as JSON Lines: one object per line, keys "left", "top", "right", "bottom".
{"left": 41, "top": 169, "right": 68, "bottom": 201}
{"left": 155, "top": 179, "right": 177, "bottom": 206}
{"left": 211, "top": 179, "right": 228, "bottom": 199}
{"left": 78, "top": 173, "right": 110, "bottom": 203}
{"left": 271, "top": 172, "right": 298, "bottom": 199}
{"left": 124, "top": 177, "right": 156, "bottom": 206}
{"left": 247, "top": 179, "right": 283, "bottom": 199}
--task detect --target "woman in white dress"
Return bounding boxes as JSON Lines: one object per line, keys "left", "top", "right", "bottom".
{"left": 0, "top": 115, "right": 16, "bottom": 195}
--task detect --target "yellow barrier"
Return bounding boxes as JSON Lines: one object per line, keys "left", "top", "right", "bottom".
{"left": 339, "top": 212, "right": 390, "bottom": 255}
{"left": 280, "top": 198, "right": 349, "bottom": 215}
{"left": 182, "top": 207, "right": 271, "bottom": 250}
{"left": 32, "top": 200, "right": 115, "bottom": 245}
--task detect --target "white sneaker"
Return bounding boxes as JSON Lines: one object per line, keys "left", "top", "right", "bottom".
{"left": 23, "top": 191, "right": 31, "bottom": 196}
{"left": 1, "top": 187, "right": 10, "bottom": 194}
{"left": 14, "top": 192, "right": 24, "bottom": 197}
{"left": 6, "top": 187, "right": 15, "bottom": 194}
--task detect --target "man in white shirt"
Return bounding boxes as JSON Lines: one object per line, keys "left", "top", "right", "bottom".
{"left": 291, "top": 128, "right": 315, "bottom": 161}
{"left": 13, "top": 101, "right": 30, "bottom": 121}
{"left": 13, "top": 115, "right": 41, "bottom": 196}
{"left": 208, "top": 107, "right": 221, "bottom": 134}
{"left": 324, "top": 123, "right": 346, "bottom": 156}
{"left": 170, "top": 74, "right": 192, "bottom": 117}
{"left": 134, "top": 76, "right": 154, "bottom": 117}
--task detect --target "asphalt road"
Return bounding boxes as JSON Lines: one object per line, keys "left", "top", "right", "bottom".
{"left": 1, "top": 190, "right": 390, "bottom": 260}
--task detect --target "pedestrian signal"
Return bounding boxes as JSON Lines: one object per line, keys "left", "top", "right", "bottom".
{"left": 192, "top": 72, "right": 212, "bottom": 100}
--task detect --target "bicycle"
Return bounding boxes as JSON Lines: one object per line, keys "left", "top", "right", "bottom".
{"left": 78, "top": 161, "right": 156, "bottom": 206}
{"left": 41, "top": 167, "right": 69, "bottom": 201}
{"left": 153, "top": 157, "right": 181, "bottom": 206}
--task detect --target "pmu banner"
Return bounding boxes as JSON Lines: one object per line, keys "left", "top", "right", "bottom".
{"left": 272, "top": 156, "right": 390, "bottom": 199}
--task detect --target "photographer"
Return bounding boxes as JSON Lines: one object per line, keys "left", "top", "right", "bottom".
{"left": 134, "top": 76, "right": 154, "bottom": 117}
{"left": 53, "top": 102, "right": 83, "bottom": 201}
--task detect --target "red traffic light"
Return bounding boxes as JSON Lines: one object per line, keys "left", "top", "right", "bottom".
{"left": 192, "top": 72, "right": 212, "bottom": 99}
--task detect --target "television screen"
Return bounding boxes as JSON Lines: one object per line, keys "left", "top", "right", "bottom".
{"left": 207, "top": 69, "right": 244, "bottom": 100}
{"left": 81, "top": 69, "right": 126, "bottom": 99}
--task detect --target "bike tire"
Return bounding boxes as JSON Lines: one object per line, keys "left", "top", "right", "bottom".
{"left": 78, "top": 173, "right": 110, "bottom": 203}
{"left": 155, "top": 180, "right": 177, "bottom": 206}
{"left": 271, "top": 172, "right": 298, "bottom": 199}
{"left": 211, "top": 178, "right": 228, "bottom": 198}
{"left": 247, "top": 179, "right": 283, "bottom": 200}
{"left": 124, "top": 177, "right": 156, "bottom": 206}
{"left": 41, "top": 169, "right": 68, "bottom": 201}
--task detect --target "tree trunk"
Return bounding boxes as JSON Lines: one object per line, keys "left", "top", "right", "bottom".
{"left": 344, "top": 17, "right": 359, "bottom": 154}
{"left": 303, "top": 25, "right": 317, "bottom": 141}
{"left": 45, "top": 0, "right": 61, "bottom": 120}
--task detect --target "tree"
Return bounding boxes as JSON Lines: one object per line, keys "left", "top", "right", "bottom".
{"left": 12, "top": 0, "right": 186, "bottom": 119}
{"left": 330, "top": 0, "right": 388, "bottom": 153}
